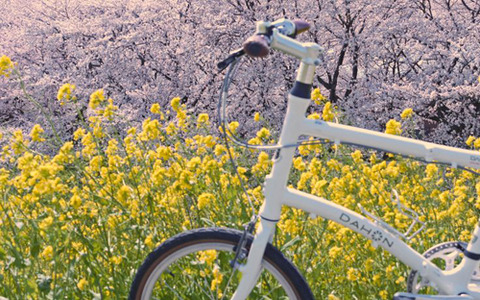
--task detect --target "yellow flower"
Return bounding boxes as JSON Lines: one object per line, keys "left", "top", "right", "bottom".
{"left": 466, "top": 136, "right": 476, "bottom": 147}
{"left": 400, "top": 108, "right": 413, "bottom": 119}
{"left": 141, "top": 118, "right": 161, "bottom": 140}
{"left": 425, "top": 164, "right": 438, "bottom": 178}
{"left": 197, "top": 193, "right": 214, "bottom": 209}
{"left": 254, "top": 112, "right": 260, "bottom": 122}
{"left": 89, "top": 89, "right": 105, "bottom": 109}
{"left": 293, "top": 157, "right": 305, "bottom": 171}
{"left": 57, "top": 83, "right": 76, "bottom": 104}
{"left": 395, "top": 276, "right": 405, "bottom": 284}
{"left": 365, "top": 258, "right": 374, "bottom": 272}
{"left": 117, "top": 185, "right": 131, "bottom": 203}
{"left": 328, "top": 246, "right": 342, "bottom": 259}
{"left": 170, "top": 97, "right": 181, "bottom": 111}
{"left": 346, "top": 268, "right": 359, "bottom": 281}
{"left": 385, "top": 119, "right": 402, "bottom": 135}
{"left": 351, "top": 150, "right": 363, "bottom": 163}
{"left": 70, "top": 194, "right": 82, "bottom": 209}
{"left": 474, "top": 138, "right": 480, "bottom": 149}
{"left": 41, "top": 245, "right": 54, "bottom": 260}
{"left": 311, "top": 87, "right": 327, "bottom": 105}
{"left": 197, "top": 113, "right": 209, "bottom": 128}
{"left": 0, "top": 55, "right": 14, "bottom": 77}
{"left": 256, "top": 127, "right": 270, "bottom": 139}
{"left": 228, "top": 121, "right": 239, "bottom": 134}
{"left": 322, "top": 102, "right": 334, "bottom": 121}
{"left": 198, "top": 250, "right": 217, "bottom": 265}
{"left": 328, "top": 294, "right": 341, "bottom": 300}
{"left": 150, "top": 103, "right": 161, "bottom": 114}
{"left": 77, "top": 278, "right": 88, "bottom": 291}
{"left": 103, "top": 98, "right": 118, "bottom": 119}
{"left": 109, "top": 256, "right": 123, "bottom": 265}
{"left": 30, "top": 124, "right": 45, "bottom": 142}
{"left": 210, "top": 265, "right": 223, "bottom": 291}
{"left": 39, "top": 216, "right": 54, "bottom": 230}
{"left": 11, "top": 129, "right": 27, "bottom": 154}
{"left": 145, "top": 234, "right": 155, "bottom": 248}
{"left": 379, "top": 290, "right": 388, "bottom": 300}
{"left": 73, "top": 128, "right": 86, "bottom": 141}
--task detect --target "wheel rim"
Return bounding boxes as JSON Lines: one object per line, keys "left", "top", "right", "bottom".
{"left": 139, "top": 241, "right": 298, "bottom": 299}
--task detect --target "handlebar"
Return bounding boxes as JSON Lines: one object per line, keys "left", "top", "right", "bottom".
{"left": 242, "top": 19, "right": 311, "bottom": 58}
{"left": 217, "top": 18, "right": 319, "bottom": 71}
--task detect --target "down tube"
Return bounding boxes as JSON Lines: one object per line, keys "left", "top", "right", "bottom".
{"left": 282, "top": 188, "right": 444, "bottom": 280}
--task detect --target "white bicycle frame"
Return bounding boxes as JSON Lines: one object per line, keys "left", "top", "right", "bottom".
{"left": 231, "top": 21, "right": 480, "bottom": 299}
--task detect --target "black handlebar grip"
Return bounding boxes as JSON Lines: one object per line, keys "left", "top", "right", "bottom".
{"left": 242, "top": 35, "right": 270, "bottom": 58}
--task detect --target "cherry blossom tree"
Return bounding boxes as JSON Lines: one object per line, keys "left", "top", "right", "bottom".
{"left": 0, "top": 0, "right": 478, "bottom": 146}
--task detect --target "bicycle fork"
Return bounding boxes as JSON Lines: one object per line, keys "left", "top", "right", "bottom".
{"left": 231, "top": 215, "right": 278, "bottom": 300}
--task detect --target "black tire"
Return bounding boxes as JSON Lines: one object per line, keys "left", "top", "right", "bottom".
{"left": 129, "top": 227, "right": 314, "bottom": 300}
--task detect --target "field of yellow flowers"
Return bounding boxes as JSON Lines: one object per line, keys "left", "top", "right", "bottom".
{"left": 1, "top": 55, "right": 480, "bottom": 299}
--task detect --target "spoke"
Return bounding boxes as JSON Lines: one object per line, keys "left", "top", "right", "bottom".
{"left": 160, "top": 256, "right": 216, "bottom": 299}
{"left": 219, "top": 266, "right": 239, "bottom": 300}
{"left": 163, "top": 281, "right": 186, "bottom": 300}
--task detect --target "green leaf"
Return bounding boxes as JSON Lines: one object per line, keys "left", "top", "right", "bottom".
{"left": 30, "top": 235, "right": 40, "bottom": 258}
{"left": 280, "top": 235, "right": 302, "bottom": 251}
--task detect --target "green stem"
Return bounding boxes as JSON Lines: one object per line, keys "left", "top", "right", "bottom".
{"left": 13, "top": 69, "right": 62, "bottom": 147}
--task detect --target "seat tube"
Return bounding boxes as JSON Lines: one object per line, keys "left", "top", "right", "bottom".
{"left": 454, "top": 223, "right": 480, "bottom": 291}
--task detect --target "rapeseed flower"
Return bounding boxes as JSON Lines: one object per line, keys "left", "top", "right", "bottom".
{"left": 210, "top": 265, "right": 223, "bottom": 291}
{"left": 346, "top": 268, "right": 359, "bottom": 281}
{"left": 57, "top": 83, "right": 76, "bottom": 104}
{"left": 150, "top": 103, "right": 161, "bottom": 114}
{"left": 70, "top": 194, "right": 82, "bottom": 209}
{"left": 351, "top": 150, "right": 363, "bottom": 163}
{"left": 322, "top": 102, "right": 334, "bottom": 121}
{"left": 400, "top": 108, "right": 413, "bottom": 119}
{"left": 385, "top": 119, "right": 402, "bottom": 135}
{"left": 474, "top": 138, "right": 480, "bottom": 149}
{"left": 197, "top": 113, "right": 209, "bottom": 128}
{"left": 228, "top": 121, "right": 239, "bottom": 134}
{"left": 39, "top": 216, "right": 54, "bottom": 230}
{"left": 77, "top": 278, "right": 88, "bottom": 291}
{"left": 197, "top": 192, "right": 214, "bottom": 209}
{"left": 379, "top": 290, "right": 388, "bottom": 300}
{"left": 311, "top": 87, "right": 327, "bottom": 105}
{"left": 103, "top": 98, "right": 118, "bottom": 119}
{"left": 198, "top": 250, "right": 217, "bottom": 265}
{"left": 256, "top": 127, "right": 270, "bottom": 139}
{"left": 41, "top": 245, "right": 54, "bottom": 260}
{"left": 2, "top": 88, "right": 478, "bottom": 299}
{"left": 171, "top": 97, "right": 181, "bottom": 111}
{"left": 30, "top": 124, "right": 45, "bottom": 142}
{"left": 466, "top": 136, "right": 475, "bottom": 147}
{"left": 0, "top": 55, "right": 14, "bottom": 77}
{"left": 89, "top": 89, "right": 105, "bottom": 109}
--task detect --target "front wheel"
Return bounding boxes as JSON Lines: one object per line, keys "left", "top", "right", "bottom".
{"left": 129, "top": 228, "right": 313, "bottom": 300}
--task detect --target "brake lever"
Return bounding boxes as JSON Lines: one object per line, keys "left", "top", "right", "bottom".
{"left": 217, "top": 48, "right": 245, "bottom": 71}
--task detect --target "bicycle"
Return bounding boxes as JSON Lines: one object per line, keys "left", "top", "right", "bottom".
{"left": 129, "top": 18, "right": 480, "bottom": 300}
